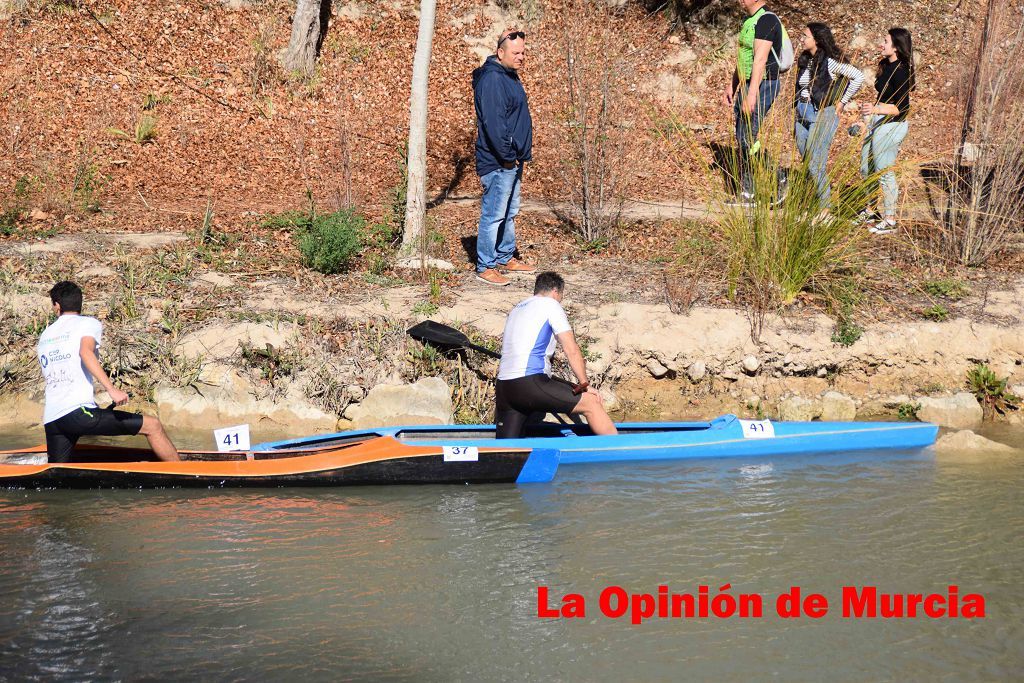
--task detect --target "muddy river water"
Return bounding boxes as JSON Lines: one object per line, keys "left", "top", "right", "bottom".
{"left": 1, "top": 429, "right": 1022, "bottom": 680}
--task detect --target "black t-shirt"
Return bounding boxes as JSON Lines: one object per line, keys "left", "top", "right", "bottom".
{"left": 754, "top": 10, "right": 783, "bottom": 80}
{"left": 875, "top": 59, "right": 912, "bottom": 123}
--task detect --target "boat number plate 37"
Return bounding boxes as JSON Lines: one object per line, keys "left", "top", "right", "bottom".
{"left": 738, "top": 419, "right": 775, "bottom": 439}
{"left": 443, "top": 446, "right": 479, "bottom": 462}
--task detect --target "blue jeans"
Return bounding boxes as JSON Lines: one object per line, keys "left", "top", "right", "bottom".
{"left": 861, "top": 117, "right": 909, "bottom": 218}
{"left": 734, "top": 78, "right": 781, "bottom": 194}
{"left": 476, "top": 165, "right": 522, "bottom": 272}
{"left": 794, "top": 101, "right": 839, "bottom": 208}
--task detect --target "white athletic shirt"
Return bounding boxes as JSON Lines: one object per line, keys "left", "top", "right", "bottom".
{"left": 498, "top": 295, "right": 572, "bottom": 380}
{"left": 37, "top": 314, "right": 103, "bottom": 424}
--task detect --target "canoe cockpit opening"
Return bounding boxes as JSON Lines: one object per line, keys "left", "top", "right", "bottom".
{"left": 396, "top": 428, "right": 497, "bottom": 441}
{"left": 264, "top": 433, "right": 382, "bottom": 450}
{"left": 393, "top": 421, "right": 715, "bottom": 442}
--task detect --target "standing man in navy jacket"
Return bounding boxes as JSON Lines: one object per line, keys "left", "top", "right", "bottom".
{"left": 472, "top": 28, "right": 537, "bottom": 286}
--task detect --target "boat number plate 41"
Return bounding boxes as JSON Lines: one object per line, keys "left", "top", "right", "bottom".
{"left": 738, "top": 419, "right": 775, "bottom": 439}
{"left": 443, "top": 446, "right": 479, "bottom": 462}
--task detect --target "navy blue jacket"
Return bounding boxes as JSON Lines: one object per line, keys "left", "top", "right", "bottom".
{"left": 473, "top": 56, "right": 533, "bottom": 177}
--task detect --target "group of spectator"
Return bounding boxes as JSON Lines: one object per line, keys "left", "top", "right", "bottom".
{"left": 472, "top": 1, "right": 917, "bottom": 272}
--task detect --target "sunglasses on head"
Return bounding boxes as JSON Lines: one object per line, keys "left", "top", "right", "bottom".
{"left": 497, "top": 31, "right": 526, "bottom": 48}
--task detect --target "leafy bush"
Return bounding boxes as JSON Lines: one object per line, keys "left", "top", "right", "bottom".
{"left": 923, "top": 279, "right": 970, "bottom": 300}
{"left": 295, "top": 209, "right": 364, "bottom": 274}
{"left": 831, "top": 319, "right": 862, "bottom": 347}
{"left": 897, "top": 402, "right": 920, "bottom": 420}
{"left": 922, "top": 304, "right": 950, "bottom": 322}
{"left": 966, "top": 363, "right": 1020, "bottom": 419}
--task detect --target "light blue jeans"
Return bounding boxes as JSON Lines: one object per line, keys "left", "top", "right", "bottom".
{"left": 476, "top": 165, "right": 522, "bottom": 272}
{"left": 794, "top": 101, "right": 839, "bottom": 208}
{"left": 861, "top": 116, "right": 909, "bottom": 217}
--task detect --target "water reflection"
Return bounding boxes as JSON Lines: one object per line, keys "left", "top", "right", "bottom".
{"left": 0, "top": 451, "right": 1021, "bottom": 680}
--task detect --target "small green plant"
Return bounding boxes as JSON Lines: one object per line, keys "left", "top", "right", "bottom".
{"left": 966, "top": 363, "right": 1020, "bottom": 419}
{"left": 428, "top": 270, "right": 443, "bottom": 303}
{"left": 296, "top": 208, "right": 364, "bottom": 274}
{"left": 46, "top": 0, "right": 78, "bottom": 16}
{"left": 71, "top": 157, "right": 105, "bottom": 213}
{"left": 826, "top": 277, "right": 863, "bottom": 347}
{"left": 141, "top": 93, "right": 170, "bottom": 111}
{"left": 0, "top": 209, "right": 22, "bottom": 236}
{"left": 922, "top": 304, "right": 950, "bottom": 322}
{"left": 923, "top": 279, "right": 970, "bottom": 301}
{"left": 109, "top": 115, "right": 158, "bottom": 145}
{"left": 412, "top": 300, "right": 439, "bottom": 317}
{"left": 831, "top": 319, "right": 862, "bottom": 347}
{"left": 577, "top": 334, "right": 601, "bottom": 363}
{"left": 576, "top": 235, "right": 611, "bottom": 253}
{"left": 897, "top": 402, "right": 920, "bottom": 420}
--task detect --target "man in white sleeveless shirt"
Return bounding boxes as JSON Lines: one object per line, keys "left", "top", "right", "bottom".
{"left": 494, "top": 272, "right": 617, "bottom": 438}
{"left": 37, "top": 281, "right": 179, "bottom": 462}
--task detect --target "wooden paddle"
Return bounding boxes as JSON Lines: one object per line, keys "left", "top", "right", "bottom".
{"left": 407, "top": 320, "right": 501, "bottom": 359}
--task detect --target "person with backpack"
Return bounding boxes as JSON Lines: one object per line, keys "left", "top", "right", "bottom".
{"left": 723, "top": 0, "right": 794, "bottom": 203}
{"left": 794, "top": 23, "right": 865, "bottom": 209}
{"left": 858, "top": 28, "right": 915, "bottom": 234}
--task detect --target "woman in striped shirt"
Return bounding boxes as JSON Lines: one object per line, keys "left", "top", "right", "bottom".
{"left": 794, "top": 23, "right": 864, "bottom": 208}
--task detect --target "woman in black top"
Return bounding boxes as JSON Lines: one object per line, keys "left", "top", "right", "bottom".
{"left": 859, "top": 28, "right": 915, "bottom": 234}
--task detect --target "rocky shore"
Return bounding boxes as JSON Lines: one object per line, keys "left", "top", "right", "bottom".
{"left": 2, "top": 233, "right": 1022, "bottom": 451}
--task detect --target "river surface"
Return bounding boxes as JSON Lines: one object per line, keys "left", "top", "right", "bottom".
{"left": 1, "top": 432, "right": 1023, "bottom": 681}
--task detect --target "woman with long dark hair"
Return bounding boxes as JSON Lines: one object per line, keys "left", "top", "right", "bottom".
{"left": 794, "top": 23, "right": 864, "bottom": 208}
{"left": 860, "top": 28, "right": 915, "bottom": 234}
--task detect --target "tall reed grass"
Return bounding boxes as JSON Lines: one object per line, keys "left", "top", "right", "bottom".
{"left": 662, "top": 72, "right": 897, "bottom": 339}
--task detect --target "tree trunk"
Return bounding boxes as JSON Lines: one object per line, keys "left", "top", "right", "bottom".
{"left": 280, "top": 0, "right": 331, "bottom": 77}
{"left": 400, "top": 0, "right": 436, "bottom": 257}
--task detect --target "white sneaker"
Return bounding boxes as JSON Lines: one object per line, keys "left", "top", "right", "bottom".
{"left": 726, "top": 192, "right": 755, "bottom": 207}
{"left": 868, "top": 219, "right": 897, "bottom": 235}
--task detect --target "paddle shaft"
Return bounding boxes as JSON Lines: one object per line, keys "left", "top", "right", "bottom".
{"left": 410, "top": 321, "right": 585, "bottom": 392}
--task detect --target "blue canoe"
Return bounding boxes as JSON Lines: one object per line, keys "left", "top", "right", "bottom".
{"left": 254, "top": 414, "right": 938, "bottom": 464}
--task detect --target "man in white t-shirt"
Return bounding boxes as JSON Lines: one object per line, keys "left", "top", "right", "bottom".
{"left": 37, "top": 281, "right": 179, "bottom": 462}
{"left": 494, "top": 272, "right": 617, "bottom": 438}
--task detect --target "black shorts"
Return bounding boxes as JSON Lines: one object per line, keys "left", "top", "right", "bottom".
{"left": 44, "top": 406, "right": 144, "bottom": 463}
{"left": 494, "top": 373, "right": 581, "bottom": 439}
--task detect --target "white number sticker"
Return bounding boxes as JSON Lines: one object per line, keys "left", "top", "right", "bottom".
{"left": 213, "top": 424, "right": 251, "bottom": 452}
{"left": 443, "top": 446, "right": 479, "bottom": 462}
{"left": 738, "top": 419, "right": 775, "bottom": 439}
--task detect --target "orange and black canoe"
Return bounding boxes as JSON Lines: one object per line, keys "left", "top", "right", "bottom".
{"left": 0, "top": 436, "right": 559, "bottom": 489}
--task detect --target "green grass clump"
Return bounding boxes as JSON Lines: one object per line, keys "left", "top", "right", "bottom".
{"left": 923, "top": 279, "right": 970, "bottom": 301}
{"left": 922, "top": 304, "right": 950, "bottom": 322}
{"left": 109, "top": 115, "right": 158, "bottom": 145}
{"left": 296, "top": 209, "right": 364, "bottom": 274}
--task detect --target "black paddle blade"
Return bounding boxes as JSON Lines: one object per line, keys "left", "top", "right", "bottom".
{"left": 407, "top": 320, "right": 501, "bottom": 359}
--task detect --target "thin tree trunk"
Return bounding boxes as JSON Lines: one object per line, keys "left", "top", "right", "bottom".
{"left": 280, "top": 0, "right": 330, "bottom": 77}
{"left": 401, "top": 0, "right": 437, "bottom": 257}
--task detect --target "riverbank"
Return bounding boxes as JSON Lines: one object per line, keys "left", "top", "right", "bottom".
{"left": 2, "top": 227, "right": 1022, "bottom": 446}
